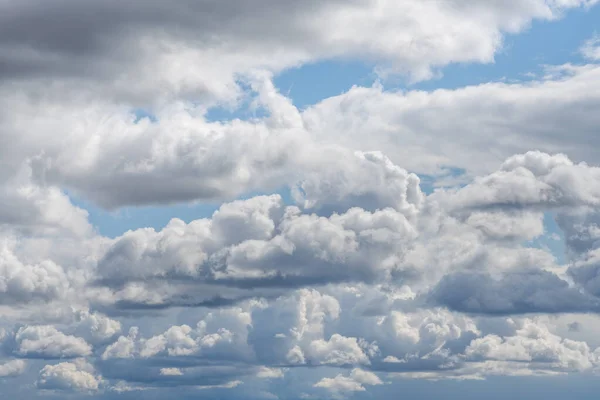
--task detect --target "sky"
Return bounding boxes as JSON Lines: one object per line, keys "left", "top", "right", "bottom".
{"left": 2, "top": 1, "right": 600, "bottom": 399}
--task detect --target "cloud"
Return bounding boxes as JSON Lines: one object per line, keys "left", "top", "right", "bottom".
{"left": 160, "top": 368, "right": 183, "bottom": 376}
{"left": 71, "top": 150, "right": 600, "bottom": 318}
{"left": 429, "top": 268, "right": 600, "bottom": 315}
{"left": 302, "top": 65, "right": 600, "bottom": 176}
{"left": 13, "top": 325, "right": 92, "bottom": 359}
{"left": 0, "top": 0, "right": 593, "bottom": 103}
{"left": 1, "top": 1, "right": 600, "bottom": 398}
{"left": 0, "top": 148, "right": 598, "bottom": 396}
{"left": 255, "top": 367, "right": 284, "bottom": 379}
{"left": 2, "top": 62, "right": 600, "bottom": 213}
{"left": 0, "top": 164, "right": 91, "bottom": 235}
{"left": 0, "top": 359, "right": 26, "bottom": 377}
{"left": 91, "top": 191, "right": 420, "bottom": 308}
{"left": 465, "top": 319, "right": 597, "bottom": 372}
{"left": 581, "top": 35, "right": 600, "bottom": 60}
{"left": 0, "top": 3, "right": 597, "bottom": 218}
{"left": 0, "top": 239, "right": 71, "bottom": 305}
{"left": 314, "top": 368, "right": 383, "bottom": 394}
{"left": 292, "top": 150, "right": 424, "bottom": 215}
{"left": 72, "top": 309, "right": 121, "bottom": 343}
{"left": 5, "top": 80, "right": 303, "bottom": 209}
{"left": 36, "top": 360, "right": 100, "bottom": 392}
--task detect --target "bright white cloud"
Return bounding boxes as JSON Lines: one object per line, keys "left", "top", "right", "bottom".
{"left": 36, "top": 360, "right": 101, "bottom": 392}
{"left": 14, "top": 325, "right": 92, "bottom": 359}
{"left": 314, "top": 368, "right": 383, "bottom": 394}
{"left": 0, "top": 359, "right": 26, "bottom": 377}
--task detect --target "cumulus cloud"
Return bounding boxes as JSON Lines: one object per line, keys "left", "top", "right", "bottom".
{"left": 72, "top": 309, "right": 121, "bottom": 343}
{"left": 2, "top": 60, "right": 600, "bottom": 213}
{"left": 13, "top": 326, "right": 92, "bottom": 359}
{"left": 36, "top": 360, "right": 100, "bottom": 392}
{"left": 67, "top": 151, "right": 600, "bottom": 320}
{"left": 292, "top": 150, "right": 424, "bottom": 215}
{"left": 314, "top": 368, "right": 383, "bottom": 394}
{"left": 0, "top": 149, "right": 596, "bottom": 396}
{"left": 0, "top": 240, "right": 71, "bottom": 305}
{"left": 91, "top": 192, "right": 419, "bottom": 308}
{"left": 0, "top": 359, "right": 26, "bottom": 377}
{"left": 2, "top": 81, "right": 303, "bottom": 209}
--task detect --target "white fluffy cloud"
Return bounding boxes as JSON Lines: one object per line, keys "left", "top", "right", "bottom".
{"left": 0, "top": 240, "right": 71, "bottom": 305}
{"left": 36, "top": 360, "right": 101, "bottom": 392}
{"left": 13, "top": 326, "right": 92, "bottom": 359}
{"left": 314, "top": 368, "right": 383, "bottom": 394}
{"left": 78, "top": 151, "right": 600, "bottom": 315}
{"left": 1, "top": 60, "right": 600, "bottom": 213}
{"left": 0, "top": 359, "right": 26, "bottom": 377}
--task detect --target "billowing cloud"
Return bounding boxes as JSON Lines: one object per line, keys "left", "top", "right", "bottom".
{"left": 36, "top": 360, "right": 101, "bottom": 392}
{"left": 1, "top": 0, "right": 595, "bottom": 103}
{"left": 13, "top": 326, "right": 92, "bottom": 359}
{"left": 0, "top": 359, "right": 26, "bottom": 377}
{"left": 314, "top": 368, "right": 383, "bottom": 394}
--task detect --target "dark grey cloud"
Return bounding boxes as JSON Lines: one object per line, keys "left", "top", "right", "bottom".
{"left": 429, "top": 269, "right": 600, "bottom": 315}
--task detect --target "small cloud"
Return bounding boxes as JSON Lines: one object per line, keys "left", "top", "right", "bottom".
{"left": 160, "top": 368, "right": 183, "bottom": 376}
{"left": 0, "top": 360, "right": 26, "bottom": 377}
{"left": 314, "top": 368, "right": 383, "bottom": 394}
{"left": 256, "top": 367, "right": 285, "bottom": 379}
{"left": 580, "top": 35, "right": 600, "bottom": 61}
{"left": 195, "top": 380, "right": 243, "bottom": 390}
{"left": 36, "top": 360, "right": 101, "bottom": 393}
{"left": 550, "top": 233, "right": 561, "bottom": 241}
{"left": 383, "top": 356, "right": 406, "bottom": 363}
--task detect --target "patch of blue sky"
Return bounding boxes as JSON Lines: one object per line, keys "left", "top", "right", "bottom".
{"left": 70, "top": 194, "right": 220, "bottom": 238}
{"left": 204, "top": 104, "right": 269, "bottom": 123}
{"left": 132, "top": 108, "right": 157, "bottom": 123}
{"left": 274, "top": 59, "right": 377, "bottom": 110}
{"left": 414, "top": 5, "right": 600, "bottom": 91}
{"left": 69, "top": 187, "right": 295, "bottom": 238}
{"left": 525, "top": 212, "right": 567, "bottom": 264}
{"left": 418, "top": 167, "right": 469, "bottom": 195}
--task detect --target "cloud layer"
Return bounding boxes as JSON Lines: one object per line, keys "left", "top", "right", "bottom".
{"left": 1, "top": 1, "right": 600, "bottom": 399}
